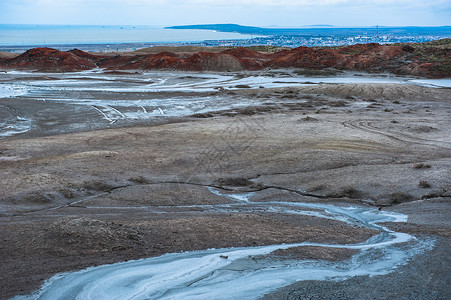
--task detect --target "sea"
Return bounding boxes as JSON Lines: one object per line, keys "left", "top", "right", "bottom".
{"left": 0, "top": 24, "right": 253, "bottom": 51}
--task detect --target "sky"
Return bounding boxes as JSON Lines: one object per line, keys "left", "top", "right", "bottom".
{"left": 0, "top": 0, "right": 450, "bottom": 27}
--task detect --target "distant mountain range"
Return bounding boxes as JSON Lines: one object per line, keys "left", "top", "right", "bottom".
{"left": 165, "top": 24, "right": 451, "bottom": 36}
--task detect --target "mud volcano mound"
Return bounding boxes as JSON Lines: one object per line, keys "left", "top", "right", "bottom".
{"left": 0, "top": 48, "right": 96, "bottom": 72}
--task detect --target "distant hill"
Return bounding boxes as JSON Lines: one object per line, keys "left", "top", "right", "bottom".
{"left": 166, "top": 24, "right": 273, "bottom": 35}
{"left": 166, "top": 24, "right": 451, "bottom": 36}
{"left": 1, "top": 39, "right": 450, "bottom": 77}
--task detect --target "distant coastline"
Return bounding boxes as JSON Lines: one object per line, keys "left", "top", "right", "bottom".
{"left": 0, "top": 24, "right": 253, "bottom": 48}
{"left": 165, "top": 23, "right": 451, "bottom": 36}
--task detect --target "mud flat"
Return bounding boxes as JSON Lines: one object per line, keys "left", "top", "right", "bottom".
{"left": 0, "top": 71, "right": 450, "bottom": 299}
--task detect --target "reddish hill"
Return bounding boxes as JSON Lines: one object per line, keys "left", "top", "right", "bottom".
{"left": 339, "top": 44, "right": 405, "bottom": 72}
{"left": 67, "top": 49, "right": 106, "bottom": 61}
{"left": 181, "top": 52, "right": 243, "bottom": 71}
{"left": 270, "top": 47, "right": 343, "bottom": 69}
{"left": 98, "top": 52, "right": 181, "bottom": 70}
{"left": 0, "top": 48, "right": 96, "bottom": 72}
{"left": 0, "top": 41, "right": 449, "bottom": 77}
{"left": 221, "top": 48, "right": 267, "bottom": 59}
{"left": 97, "top": 51, "right": 245, "bottom": 71}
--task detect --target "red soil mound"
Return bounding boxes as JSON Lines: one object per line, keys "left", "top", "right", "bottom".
{"left": 221, "top": 48, "right": 265, "bottom": 59}
{"left": 270, "top": 47, "right": 343, "bottom": 69}
{"left": 0, "top": 41, "right": 449, "bottom": 78}
{"left": 181, "top": 52, "right": 243, "bottom": 71}
{"left": 68, "top": 49, "right": 106, "bottom": 61}
{"left": 98, "top": 52, "right": 181, "bottom": 70}
{"left": 0, "top": 48, "right": 96, "bottom": 72}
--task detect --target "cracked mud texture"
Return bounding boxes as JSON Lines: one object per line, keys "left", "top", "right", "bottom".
{"left": 0, "top": 82, "right": 450, "bottom": 299}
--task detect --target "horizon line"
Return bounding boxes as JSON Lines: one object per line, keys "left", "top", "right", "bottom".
{"left": 1, "top": 23, "right": 451, "bottom": 28}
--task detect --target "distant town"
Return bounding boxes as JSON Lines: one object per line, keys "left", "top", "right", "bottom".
{"left": 170, "top": 24, "right": 451, "bottom": 47}
{"left": 197, "top": 32, "right": 448, "bottom": 48}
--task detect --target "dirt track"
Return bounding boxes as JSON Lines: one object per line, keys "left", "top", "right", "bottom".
{"left": 0, "top": 82, "right": 450, "bottom": 299}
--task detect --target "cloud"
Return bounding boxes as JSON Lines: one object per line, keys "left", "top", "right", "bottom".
{"left": 187, "top": 0, "right": 349, "bottom": 4}
{"left": 0, "top": 0, "right": 449, "bottom": 26}
{"left": 2, "top": 0, "right": 450, "bottom": 9}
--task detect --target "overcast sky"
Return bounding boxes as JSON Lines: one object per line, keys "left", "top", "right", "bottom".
{"left": 0, "top": 0, "right": 450, "bottom": 27}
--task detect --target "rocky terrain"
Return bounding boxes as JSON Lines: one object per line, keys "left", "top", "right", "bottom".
{"left": 0, "top": 39, "right": 450, "bottom": 77}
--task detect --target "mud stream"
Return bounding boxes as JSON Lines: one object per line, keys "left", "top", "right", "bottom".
{"left": 15, "top": 188, "right": 433, "bottom": 300}
{"left": 1, "top": 70, "right": 450, "bottom": 137}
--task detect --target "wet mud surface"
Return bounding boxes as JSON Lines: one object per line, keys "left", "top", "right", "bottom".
{"left": 0, "top": 71, "right": 450, "bottom": 299}
{"left": 263, "top": 237, "right": 451, "bottom": 300}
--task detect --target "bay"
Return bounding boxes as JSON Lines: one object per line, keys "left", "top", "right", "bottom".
{"left": 0, "top": 24, "right": 253, "bottom": 46}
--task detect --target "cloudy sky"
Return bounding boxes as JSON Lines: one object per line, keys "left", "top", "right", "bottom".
{"left": 0, "top": 0, "right": 450, "bottom": 27}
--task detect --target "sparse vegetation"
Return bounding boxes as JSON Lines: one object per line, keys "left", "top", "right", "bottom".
{"left": 128, "top": 176, "right": 149, "bottom": 184}
{"left": 390, "top": 192, "right": 413, "bottom": 204}
{"left": 192, "top": 112, "right": 215, "bottom": 118}
{"left": 216, "top": 177, "right": 253, "bottom": 187}
{"left": 420, "top": 192, "right": 441, "bottom": 199}
{"left": 24, "top": 192, "right": 55, "bottom": 204}
{"left": 330, "top": 100, "right": 347, "bottom": 107}
{"left": 413, "top": 163, "right": 431, "bottom": 169}
{"left": 235, "top": 84, "right": 251, "bottom": 89}
{"left": 301, "top": 116, "right": 318, "bottom": 122}
{"left": 82, "top": 180, "right": 114, "bottom": 192}
{"left": 59, "top": 188, "right": 76, "bottom": 199}
{"left": 327, "top": 186, "right": 361, "bottom": 198}
{"left": 418, "top": 180, "right": 431, "bottom": 188}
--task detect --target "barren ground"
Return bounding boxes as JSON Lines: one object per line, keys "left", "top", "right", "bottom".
{"left": 0, "top": 78, "right": 450, "bottom": 299}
